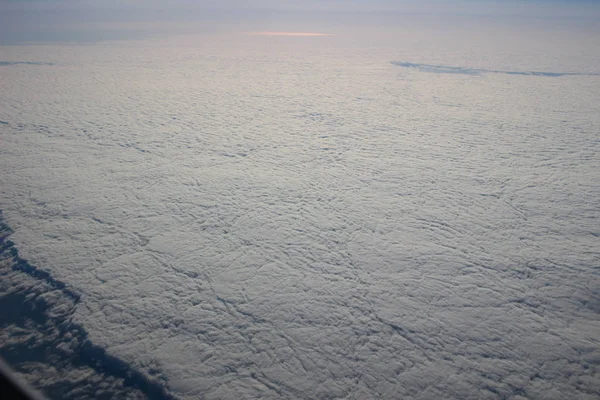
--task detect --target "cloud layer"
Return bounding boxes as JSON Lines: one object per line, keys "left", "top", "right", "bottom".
{"left": 0, "top": 29, "right": 599, "bottom": 399}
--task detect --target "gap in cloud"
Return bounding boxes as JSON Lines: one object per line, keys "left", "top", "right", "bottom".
{"left": 0, "top": 61, "right": 54, "bottom": 67}
{"left": 0, "top": 212, "right": 175, "bottom": 400}
{"left": 391, "top": 62, "right": 600, "bottom": 77}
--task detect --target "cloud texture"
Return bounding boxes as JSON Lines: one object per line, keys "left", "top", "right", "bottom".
{"left": 0, "top": 23, "right": 599, "bottom": 400}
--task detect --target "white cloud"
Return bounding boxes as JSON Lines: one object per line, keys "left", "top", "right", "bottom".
{"left": 1, "top": 23, "right": 599, "bottom": 399}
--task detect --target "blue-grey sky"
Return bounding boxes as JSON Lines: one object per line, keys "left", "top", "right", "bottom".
{"left": 1, "top": 0, "right": 599, "bottom": 44}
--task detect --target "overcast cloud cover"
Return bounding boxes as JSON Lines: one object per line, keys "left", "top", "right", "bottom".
{"left": 1, "top": 1, "right": 600, "bottom": 399}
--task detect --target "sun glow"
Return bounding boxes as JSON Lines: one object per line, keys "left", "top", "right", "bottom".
{"left": 248, "top": 32, "right": 332, "bottom": 37}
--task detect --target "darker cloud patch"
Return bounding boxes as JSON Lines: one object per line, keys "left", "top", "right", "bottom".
{"left": 0, "top": 211, "right": 177, "bottom": 400}
{"left": 391, "top": 61, "right": 600, "bottom": 77}
{"left": 0, "top": 61, "right": 54, "bottom": 66}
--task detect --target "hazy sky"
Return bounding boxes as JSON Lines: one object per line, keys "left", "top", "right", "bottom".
{"left": 1, "top": 0, "right": 599, "bottom": 44}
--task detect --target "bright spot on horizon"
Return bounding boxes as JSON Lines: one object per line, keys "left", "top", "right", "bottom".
{"left": 248, "top": 32, "right": 332, "bottom": 37}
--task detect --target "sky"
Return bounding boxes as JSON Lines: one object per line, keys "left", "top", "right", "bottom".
{"left": 1, "top": 0, "right": 600, "bottom": 44}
